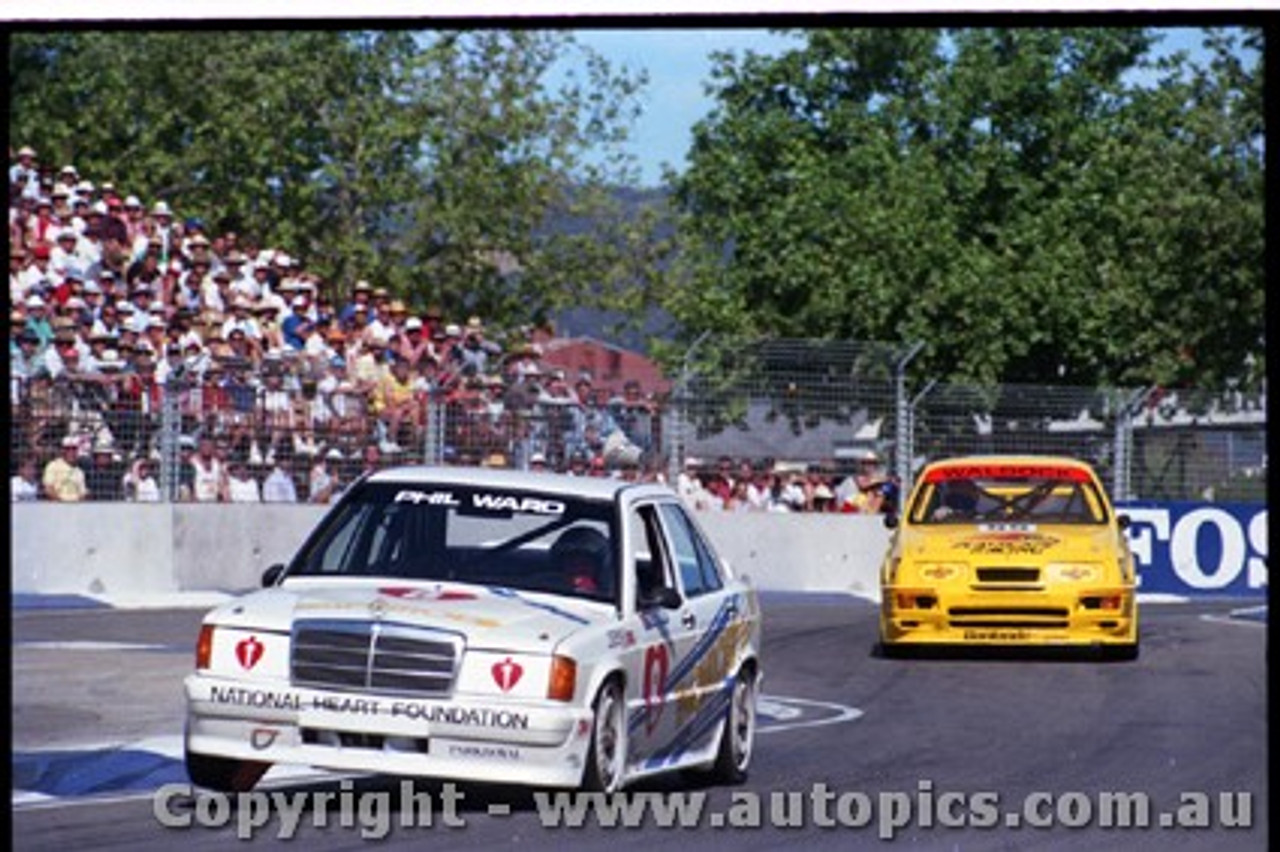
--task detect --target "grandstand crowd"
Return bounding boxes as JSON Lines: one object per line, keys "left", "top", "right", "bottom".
{"left": 9, "top": 145, "right": 896, "bottom": 513}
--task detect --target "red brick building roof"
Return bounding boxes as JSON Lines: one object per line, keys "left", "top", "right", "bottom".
{"left": 537, "top": 336, "right": 671, "bottom": 399}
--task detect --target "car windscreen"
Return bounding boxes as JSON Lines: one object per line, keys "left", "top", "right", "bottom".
{"left": 909, "top": 463, "right": 1109, "bottom": 525}
{"left": 288, "top": 482, "right": 619, "bottom": 603}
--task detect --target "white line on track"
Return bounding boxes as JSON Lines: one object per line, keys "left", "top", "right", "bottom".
{"left": 756, "top": 694, "right": 864, "bottom": 734}
{"left": 16, "top": 640, "right": 175, "bottom": 652}
{"left": 1199, "top": 605, "right": 1267, "bottom": 628}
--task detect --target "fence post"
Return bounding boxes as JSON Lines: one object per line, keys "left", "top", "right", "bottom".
{"left": 669, "top": 331, "right": 711, "bottom": 483}
{"left": 1113, "top": 387, "right": 1151, "bottom": 501}
{"left": 423, "top": 392, "right": 445, "bottom": 466}
{"left": 160, "top": 376, "right": 182, "bottom": 501}
{"left": 907, "top": 378, "right": 938, "bottom": 493}
{"left": 895, "top": 342, "right": 925, "bottom": 493}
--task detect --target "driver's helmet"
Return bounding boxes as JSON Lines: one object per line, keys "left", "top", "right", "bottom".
{"left": 550, "top": 526, "right": 610, "bottom": 594}
{"left": 943, "top": 479, "right": 980, "bottom": 513}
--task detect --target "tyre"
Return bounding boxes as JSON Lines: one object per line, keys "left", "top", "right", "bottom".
{"left": 581, "top": 678, "right": 627, "bottom": 793}
{"left": 710, "top": 667, "right": 757, "bottom": 784}
{"left": 185, "top": 747, "right": 270, "bottom": 792}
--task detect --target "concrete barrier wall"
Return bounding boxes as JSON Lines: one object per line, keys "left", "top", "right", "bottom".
{"left": 11, "top": 505, "right": 891, "bottom": 599}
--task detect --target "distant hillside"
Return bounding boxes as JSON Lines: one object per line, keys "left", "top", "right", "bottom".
{"left": 549, "top": 184, "right": 678, "bottom": 355}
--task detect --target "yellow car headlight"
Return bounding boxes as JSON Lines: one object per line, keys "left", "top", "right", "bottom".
{"left": 1048, "top": 563, "right": 1100, "bottom": 582}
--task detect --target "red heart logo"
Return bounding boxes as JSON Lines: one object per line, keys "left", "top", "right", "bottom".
{"left": 491, "top": 657, "right": 523, "bottom": 692}
{"left": 236, "top": 635, "right": 264, "bottom": 670}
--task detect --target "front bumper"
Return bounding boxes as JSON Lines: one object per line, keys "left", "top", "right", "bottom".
{"left": 879, "top": 584, "right": 1137, "bottom": 647}
{"left": 185, "top": 674, "right": 595, "bottom": 788}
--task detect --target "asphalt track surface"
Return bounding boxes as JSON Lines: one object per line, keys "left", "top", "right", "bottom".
{"left": 11, "top": 594, "right": 1269, "bottom": 851}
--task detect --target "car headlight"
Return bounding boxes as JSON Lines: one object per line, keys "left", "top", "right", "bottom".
{"left": 1048, "top": 563, "right": 1100, "bottom": 582}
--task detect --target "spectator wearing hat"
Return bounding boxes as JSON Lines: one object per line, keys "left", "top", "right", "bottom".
{"left": 43, "top": 436, "right": 89, "bottom": 501}
{"left": 119, "top": 194, "right": 145, "bottom": 242}
{"left": 339, "top": 279, "right": 374, "bottom": 327}
{"left": 281, "top": 295, "right": 314, "bottom": 350}
{"left": 50, "top": 184, "right": 75, "bottom": 222}
{"left": 23, "top": 294, "right": 55, "bottom": 349}
{"left": 11, "top": 328, "right": 47, "bottom": 391}
{"left": 49, "top": 227, "right": 82, "bottom": 278}
{"left": 82, "top": 330, "right": 116, "bottom": 374}
{"left": 364, "top": 296, "right": 397, "bottom": 348}
{"left": 319, "top": 354, "right": 367, "bottom": 444}
{"left": 837, "top": 450, "right": 891, "bottom": 514}
{"left": 221, "top": 296, "right": 262, "bottom": 343}
{"left": 122, "top": 455, "right": 162, "bottom": 502}
{"left": 345, "top": 301, "right": 371, "bottom": 338}
{"left": 308, "top": 447, "right": 343, "bottom": 504}
{"left": 53, "top": 165, "right": 79, "bottom": 199}
{"left": 450, "top": 316, "right": 502, "bottom": 377}
{"left": 181, "top": 218, "right": 210, "bottom": 260}
{"left": 10, "top": 146, "right": 41, "bottom": 200}
{"left": 253, "top": 299, "right": 286, "bottom": 353}
{"left": 141, "top": 201, "right": 174, "bottom": 264}
{"left": 224, "top": 250, "right": 256, "bottom": 299}
{"left": 393, "top": 315, "right": 435, "bottom": 368}
{"left": 85, "top": 437, "right": 126, "bottom": 501}
{"left": 44, "top": 321, "right": 86, "bottom": 380}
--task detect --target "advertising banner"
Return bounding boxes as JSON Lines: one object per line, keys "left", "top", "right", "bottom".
{"left": 1118, "top": 502, "right": 1268, "bottom": 597}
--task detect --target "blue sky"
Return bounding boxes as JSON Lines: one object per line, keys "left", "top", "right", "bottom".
{"left": 567, "top": 26, "right": 1251, "bottom": 186}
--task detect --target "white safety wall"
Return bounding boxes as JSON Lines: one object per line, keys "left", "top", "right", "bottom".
{"left": 11, "top": 505, "right": 891, "bottom": 600}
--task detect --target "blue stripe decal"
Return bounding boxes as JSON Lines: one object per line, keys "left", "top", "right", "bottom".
{"left": 489, "top": 587, "right": 591, "bottom": 625}
{"left": 644, "top": 679, "right": 733, "bottom": 769}
{"left": 628, "top": 595, "right": 741, "bottom": 736}
{"left": 662, "top": 596, "right": 737, "bottom": 688}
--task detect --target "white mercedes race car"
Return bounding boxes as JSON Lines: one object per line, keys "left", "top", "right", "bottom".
{"left": 184, "top": 467, "right": 762, "bottom": 793}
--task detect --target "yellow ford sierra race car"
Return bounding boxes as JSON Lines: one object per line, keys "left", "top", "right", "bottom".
{"left": 184, "top": 468, "right": 762, "bottom": 793}
{"left": 879, "top": 455, "right": 1138, "bottom": 659}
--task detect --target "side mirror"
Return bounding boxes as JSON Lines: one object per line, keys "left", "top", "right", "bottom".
{"left": 639, "top": 586, "right": 682, "bottom": 610}
{"left": 1116, "top": 514, "right": 1131, "bottom": 531}
{"left": 261, "top": 563, "right": 286, "bottom": 587}
{"left": 883, "top": 513, "right": 899, "bottom": 529}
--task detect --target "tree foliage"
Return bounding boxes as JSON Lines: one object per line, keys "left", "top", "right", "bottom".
{"left": 8, "top": 30, "right": 655, "bottom": 331}
{"left": 665, "top": 27, "right": 1265, "bottom": 390}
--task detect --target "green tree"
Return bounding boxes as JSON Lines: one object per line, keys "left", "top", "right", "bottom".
{"left": 8, "top": 30, "right": 652, "bottom": 331}
{"left": 664, "top": 27, "right": 1264, "bottom": 390}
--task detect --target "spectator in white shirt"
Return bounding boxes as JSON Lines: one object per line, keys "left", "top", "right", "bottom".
{"left": 221, "top": 296, "right": 262, "bottom": 342}
{"left": 262, "top": 452, "right": 299, "bottom": 503}
{"left": 11, "top": 455, "right": 40, "bottom": 501}
{"left": 123, "top": 457, "right": 162, "bottom": 502}
{"left": 225, "top": 456, "right": 262, "bottom": 503}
